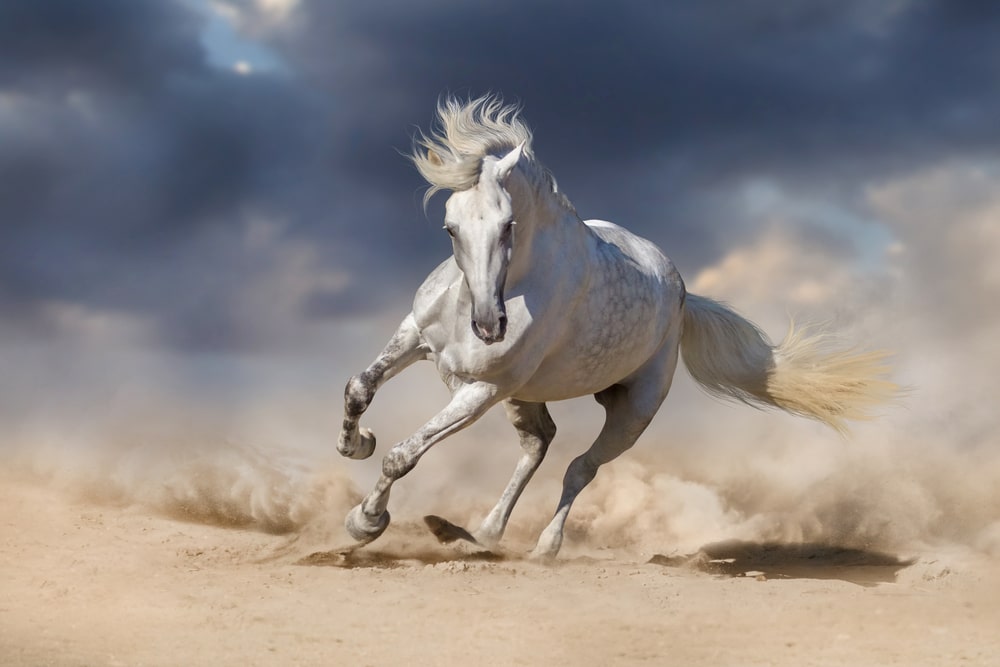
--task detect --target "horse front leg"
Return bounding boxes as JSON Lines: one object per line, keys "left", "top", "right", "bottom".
{"left": 345, "top": 381, "right": 502, "bottom": 543}
{"left": 338, "top": 313, "right": 427, "bottom": 460}
{"left": 473, "top": 400, "right": 555, "bottom": 547}
{"left": 424, "top": 400, "right": 555, "bottom": 549}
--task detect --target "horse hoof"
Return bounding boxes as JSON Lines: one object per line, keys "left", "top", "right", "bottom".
{"left": 338, "top": 428, "right": 376, "bottom": 460}
{"left": 528, "top": 547, "right": 558, "bottom": 562}
{"left": 424, "top": 515, "right": 480, "bottom": 545}
{"left": 355, "top": 428, "right": 377, "bottom": 459}
{"left": 345, "top": 505, "right": 390, "bottom": 543}
{"left": 529, "top": 528, "right": 563, "bottom": 561}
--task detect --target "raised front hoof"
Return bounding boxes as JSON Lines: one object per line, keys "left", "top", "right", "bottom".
{"left": 345, "top": 505, "right": 390, "bottom": 543}
{"left": 337, "top": 427, "right": 376, "bottom": 460}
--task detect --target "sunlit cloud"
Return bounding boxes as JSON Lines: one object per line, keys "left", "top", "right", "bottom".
{"left": 198, "top": 0, "right": 287, "bottom": 73}
{"left": 690, "top": 228, "right": 855, "bottom": 312}
{"left": 256, "top": 0, "right": 299, "bottom": 21}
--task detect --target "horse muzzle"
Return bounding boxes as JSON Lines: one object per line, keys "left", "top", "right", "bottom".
{"left": 471, "top": 311, "right": 507, "bottom": 345}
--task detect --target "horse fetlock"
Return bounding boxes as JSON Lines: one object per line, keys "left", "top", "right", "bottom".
{"left": 338, "top": 426, "right": 376, "bottom": 460}
{"left": 530, "top": 526, "right": 563, "bottom": 561}
{"left": 472, "top": 523, "right": 503, "bottom": 550}
{"left": 344, "top": 374, "right": 376, "bottom": 417}
{"left": 345, "top": 505, "right": 390, "bottom": 543}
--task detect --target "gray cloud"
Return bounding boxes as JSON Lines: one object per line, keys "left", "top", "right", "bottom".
{"left": 0, "top": 0, "right": 203, "bottom": 94}
{"left": 255, "top": 0, "right": 1000, "bottom": 265}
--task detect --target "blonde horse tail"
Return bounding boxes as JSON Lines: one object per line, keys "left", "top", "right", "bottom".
{"left": 679, "top": 293, "right": 898, "bottom": 433}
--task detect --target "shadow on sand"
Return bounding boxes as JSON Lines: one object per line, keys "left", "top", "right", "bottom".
{"left": 650, "top": 540, "right": 914, "bottom": 586}
{"left": 295, "top": 546, "right": 505, "bottom": 569}
{"left": 287, "top": 523, "right": 913, "bottom": 585}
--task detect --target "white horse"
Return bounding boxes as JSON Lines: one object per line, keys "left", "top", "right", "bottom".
{"left": 337, "top": 96, "right": 896, "bottom": 559}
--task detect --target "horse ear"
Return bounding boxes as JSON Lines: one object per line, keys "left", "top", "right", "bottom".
{"left": 427, "top": 149, "right": 443, "bottom": 166}
{"left": 494, "top": 141, "right": 524, "bottom": 182}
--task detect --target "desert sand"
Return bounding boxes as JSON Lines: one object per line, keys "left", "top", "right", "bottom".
{"left": 2, "top": 469, "right": 998, "bottom": 667}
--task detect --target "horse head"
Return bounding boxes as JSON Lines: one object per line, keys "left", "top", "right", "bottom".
{"left": 441, "top": 142, "right": 524, "bottom": 345}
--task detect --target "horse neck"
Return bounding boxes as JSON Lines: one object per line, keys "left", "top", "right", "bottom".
{"left": 506, "top": 168, "right": 589, "bottom": 286}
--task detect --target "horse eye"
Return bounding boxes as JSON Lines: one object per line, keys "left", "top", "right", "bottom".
{"left": 443, "top": 225, "right": 456, "bottom": 238}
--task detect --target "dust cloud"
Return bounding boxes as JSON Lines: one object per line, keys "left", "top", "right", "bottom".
{"left": 2, "top": 324, "right": 995, "bottom": 561}
{"left": 2, "top": 163, "right": 999, "bottom": 561}
{"left": 4, "top": 409, "right": 358, "bottom": 536}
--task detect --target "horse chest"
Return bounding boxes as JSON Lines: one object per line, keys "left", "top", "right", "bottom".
{"left": 416, "top": 285, "right": 537, "bottom": 386}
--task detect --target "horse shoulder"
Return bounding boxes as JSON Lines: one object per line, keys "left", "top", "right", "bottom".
{"left": 412, "top": 258, "right": 462, "bottom": 330}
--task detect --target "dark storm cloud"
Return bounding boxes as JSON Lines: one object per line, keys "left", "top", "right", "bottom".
{"left": 3, "top": 0, "right": 1000, "bottom": 353}
{"left": 0, "top": 0, "right": 426, "bottom": 351}
{"left": 280, "top": 0, "right": 1000, "bottom": 171}
{"left": 261, "top": 0, "right": 1000, "bottom": 263}
{"left": 0, "top": 0, "right": 203, "bottom": 93}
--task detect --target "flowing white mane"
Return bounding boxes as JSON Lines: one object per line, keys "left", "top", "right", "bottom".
{"left": 411, "top": 95, "right": 575, "bottom": 214}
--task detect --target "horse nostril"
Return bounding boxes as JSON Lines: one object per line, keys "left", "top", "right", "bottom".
{"left": 471, "top": 315, "right": 504, "bottom": 343}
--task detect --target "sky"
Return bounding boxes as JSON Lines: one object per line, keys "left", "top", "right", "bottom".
{"left": 1, "top": 0, "right": 998, "bottom": 554}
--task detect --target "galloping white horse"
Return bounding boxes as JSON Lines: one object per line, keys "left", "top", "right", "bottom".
{"left": 337, "top": 96, "right": 896, "bottom": 559}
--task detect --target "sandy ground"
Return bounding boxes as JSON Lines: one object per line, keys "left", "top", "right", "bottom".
{"left": 2, "top": 471, "right": 998, "bottom": 667}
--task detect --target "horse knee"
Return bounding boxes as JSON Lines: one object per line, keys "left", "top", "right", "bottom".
{"left": 345, "top": 373, "right": 376, "bottom": 417}
{"left": 507, "top": 402, "right": 557, "bottom": 454}
{"left": 538, "top": 410, "right": 557, "bottom": 443}
{"left": 381, "top": 446, "right": 417, "bottom": 480}
{"left": 522, "top": 423, "right": 554, "bottom": 459}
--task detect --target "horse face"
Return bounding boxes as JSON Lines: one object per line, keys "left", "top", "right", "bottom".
{"left": 443, "top": 146, "right": 522, "bottom": 345}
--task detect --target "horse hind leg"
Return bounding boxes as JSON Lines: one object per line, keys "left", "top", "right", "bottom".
{"left": 530, "top": 386, "right": 656, "bottom": 559}
{"left": 339, "top": 313, "right": 427, "bottom": 460}
{"left": 531, "top": 340, "right": 680, "bottom": 559}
